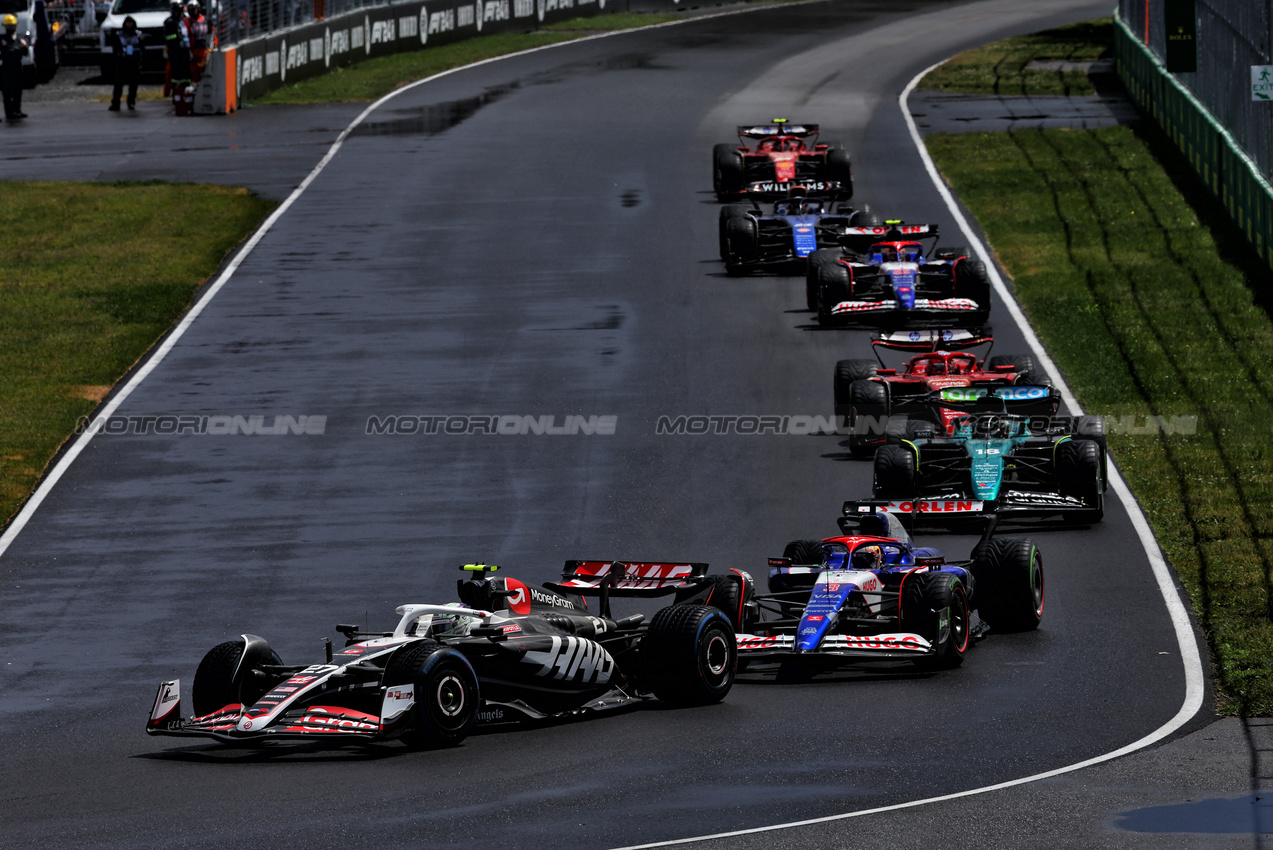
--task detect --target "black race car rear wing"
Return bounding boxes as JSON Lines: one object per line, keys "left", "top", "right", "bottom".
{"left": 840, "top": 499, "right": 1000, "bottom": 556}
{"left": 546, "top": 561, "right": 711, "bottom": 618}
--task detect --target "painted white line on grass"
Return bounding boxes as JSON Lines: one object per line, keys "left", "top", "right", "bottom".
{"left": 0, "top": 4, "right": 789, "bottom": 561}
{"left": 606, "top": 58, "right": 1207, "bottom": 850}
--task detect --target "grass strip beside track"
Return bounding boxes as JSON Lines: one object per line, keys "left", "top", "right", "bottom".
{"left": 0, "top": 181, "right": 274, "bottom": 526}
{"left": 921, "top": 21, "right": 1273, "bottom": 715}
{"left": 253, "top": 13, "right": 682, "bottom": 104}
{"left": 920, "top": 18, "right": 1112, "bottom": 97}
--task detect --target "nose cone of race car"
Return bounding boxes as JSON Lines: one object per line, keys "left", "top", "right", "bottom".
{"left": 885, "top": 266, "right": 918, "bottom": 310}
{"left": 967, "top": 441, "right": 1008, "bottom": 500}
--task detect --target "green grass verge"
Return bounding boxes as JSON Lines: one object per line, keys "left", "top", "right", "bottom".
{"left": 919, "top": 18, "right": 1113, "bottom": 96}
{"left": 0, "top": 182, "right": 274, "bottom": 525}
{"left": 254, "top": 14, "right": 681, "bottom": 104}
{"left": 921, "top": 22, "right": 1273, "bottom": 714}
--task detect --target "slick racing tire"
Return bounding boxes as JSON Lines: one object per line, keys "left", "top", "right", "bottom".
{"left": 987, "top": 353, "right": 1050, "bottom": 387}
{"left": 641, "top": 605, "right": 736, "bottom": 706}
{"left": 782, "top": 538, "right": 824, "bottom": 567}
{"left": 192, "top": 638, "right": 284, "bottom": 717}
{"left": 901, "top": 572, "right": 971, "bottom": 670}
{"left": 805, "top": 249, "right": 840, "bottom": 311}
{"left": 385, "top": 643, "right": 479, "bottom": 748}
{"left": 1057, "top": 438, "right": 1104, "bottom": 523}
{"left": 718, "top": 205, "right": 748, "bottom": 261}
{"left": 824, "top": 144, "right": 853, "bottom": 197}
{"left": 699, "top": 573, "right": 754, "bottom": 634}
{"left": 723, "top": 214, "right": 758, "bottom": 275}
{"left": 850, "top": 208, "right": 882, "bottom": 227}
{"left": 874, "top": 443, "right": 917, "bottom": 499}
{"left": 1072, "top": 414, "right": 1108, "bottom": 489}
{"left": 954, "top": 258, "right": 991, "bottom": 324}
{"left": 845, "top": 378, "right": 888, "bottom": 456}
{"left": 713, "top": 143, "right": 744, "bottom": 200}
{"left": 972, "top": 537, "right": 1044, "bottom": 632}
{"left": 816, "top": 262, "right": 852, "bottom": 326}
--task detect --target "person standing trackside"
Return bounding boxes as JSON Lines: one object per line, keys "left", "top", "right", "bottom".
{"left": 164, "top": 2, "right": 190, "bottom": 98}
{"left": 184, "top": 0, "right": 208, "bottom": 84}
{"left": 109, "top": 16, "right": 143, "bottom": 112}
{"left": 0, "top": 14, "right": 28, "bottom": 122}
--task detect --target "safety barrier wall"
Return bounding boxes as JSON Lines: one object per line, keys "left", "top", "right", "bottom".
{"left": 199, "top": 0, "right": 695, "bottom": 110}
{"left": 1115, "top": 10, "right": 1273, "bottom": 271}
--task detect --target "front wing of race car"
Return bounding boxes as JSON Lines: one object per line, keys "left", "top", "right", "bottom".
{"left": 736, "top": 632, "right": 933, "bottom": 660}
{"left": 146, "top": 678, "right": 403, "bottom": 743}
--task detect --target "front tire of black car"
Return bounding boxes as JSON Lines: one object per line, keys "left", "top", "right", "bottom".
{"left": 192, "top": 638, "right": 284, "bottom": 717}
{"left": 874, "top": 444, "right": 917, "bottom": 499}
{"left": 972, "top": 537, "right": 1044, "bottom": 632}
{"left": 816, "top": 262, "right": 852, "bottom": 326}
{"left": 806, "top": 249, "right": 840, "bottom": 311}
{"left": 642, "top": 605, "right": 736, "bottom": 706}
{"left": 385, "top": 643, "right": 479, "bottom": 748}
{"left": 901, "top": 572, "right": 970, "bottom": 670}
{"left": 697, "top": 573, "right": 754, "bottom": 634}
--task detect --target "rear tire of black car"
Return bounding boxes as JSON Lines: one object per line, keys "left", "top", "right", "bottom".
{"left": 192, "top": 639, "right": 283, "bottom": 717}
{"left": 901, "top": 572, "right": 970, "bottom": 670}
{"left": 954, "top": 258, "right": 991, "bottom": 324}
{"left": 845, "top": 378, "right": 888, "bottom": 456}
{"left": 825, "top": 146, "right": 853, "bottom": 197}
{"left": 816, "top": 262, "right": 852, "bottom": 326}
{"left": 714, "top": 144, "right": 744, "bottom": 200}
{"left": 1057, "top": 438, "right": 1104, "bottom": 523}
{"left": 874, "top": 444, "right": 917, "bottom": 498}
{"left": 723, "top": 215, "right": 758, "bottom": 275}
{"left": 806, "top": 249, "right": 840, "bottom": 311}
{"left": 642, "top": 605, "right": 736, "bottom": 706}
{"left": 972, "top": 537, "right": 1044, "bottom": 632}
{"left": 384, "top": 643, "right": 479, "bottom": 748}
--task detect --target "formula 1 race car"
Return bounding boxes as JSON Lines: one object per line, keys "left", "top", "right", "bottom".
{"left": 730, "top": 505, "right": 1044, "bottom": 670}
{"left": 146, "top": 562, "right": 738, "bottom": 748}
{"left": 712, "top": 120, "right": 853, "bottom": 201}
{"left": 835, "top": 328, "right": 1051, "bottom": 455}
{"left": 871, "top": 391, "right": 1108, "bottom": 525}
{"left": 718, "top": 191, "right": 880, "bottom": 274}
{"left": 806, "top": 222, "right": 990, "bottom": 327}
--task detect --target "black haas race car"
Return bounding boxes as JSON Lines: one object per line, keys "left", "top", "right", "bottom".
{"left": 718, "top": 190, "right": 880, "bottom": 275}
{"left": 712, "top": 120, "right": 853, "bottom": 201}
{"left": 805, "top": 222, "right": 991, "bottom": 327}
{"left": 147, "top": 562, "right": 739, "bottom": 749}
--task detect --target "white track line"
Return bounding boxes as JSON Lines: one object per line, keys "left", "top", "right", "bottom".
{"left": 0, "top": 4, "right": 785, "bottom": 561}
{"left": 607, "top": 59, "right": 1206, "bottom": 850}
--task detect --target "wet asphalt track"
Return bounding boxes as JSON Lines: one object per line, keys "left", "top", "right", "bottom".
{"left": 0, "top": 1, "right": 1206, "bottom": 848}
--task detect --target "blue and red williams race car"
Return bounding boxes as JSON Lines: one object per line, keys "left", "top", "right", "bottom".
{"left": 724, "top": 505, "right": 1044, "bottom": 670}
{"left": 712, "top": 120, "right": 853, "bottom": 201}
{"left": 718, "top": 191, "right": 880, "bottom": 275}
{"left": 806, "top": 222, "right": 991, "bottom": 327}
{"left": 147, "top": 562, "right": 739, "bottom": 749}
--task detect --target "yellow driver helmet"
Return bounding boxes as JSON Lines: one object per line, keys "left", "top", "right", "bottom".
{"left": 2, "top": 14, "right": 19, "bottom": 26}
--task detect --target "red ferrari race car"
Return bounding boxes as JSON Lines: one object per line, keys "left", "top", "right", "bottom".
{"left": 805, "top": 223, "right": 990, "bottom": 328}
{"left": 834, "top": 328, "right": 1052, "bottom": 455}
{"left": 712, "top": 120, "right": 853, "bottom": 201}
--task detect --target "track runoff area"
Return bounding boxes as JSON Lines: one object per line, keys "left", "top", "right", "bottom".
{"left": 0, "top": 1, "right": 1201, "bottom": 850}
